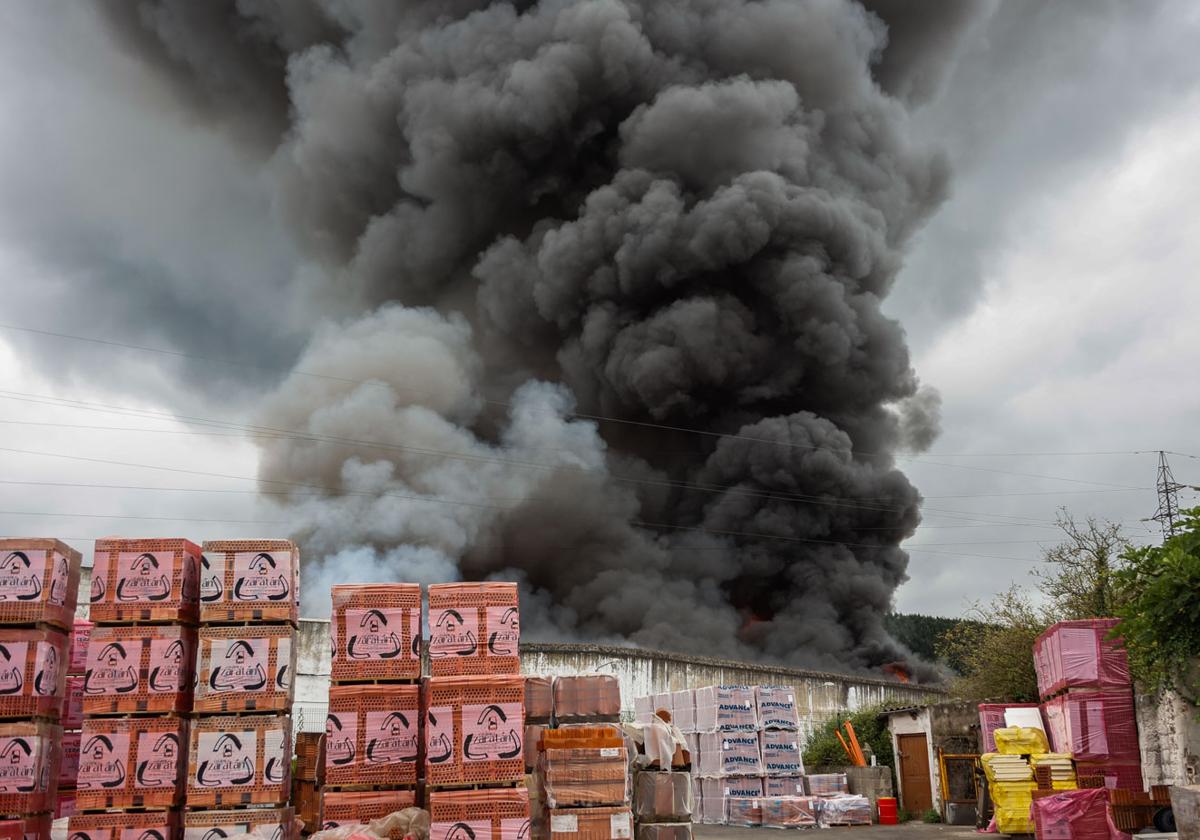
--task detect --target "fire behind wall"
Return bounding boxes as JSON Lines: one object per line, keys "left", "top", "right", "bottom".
{"left": 96, "top": 0, "right": 991, "bottom": 676}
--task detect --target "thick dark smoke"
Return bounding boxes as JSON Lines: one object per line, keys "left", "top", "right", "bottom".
{"left": 99, "top": 0, "right": 989, "bottom": 676}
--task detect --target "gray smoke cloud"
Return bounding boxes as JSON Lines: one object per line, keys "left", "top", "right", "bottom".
{"left": 96, "top": 0, "right": 992, "bottom": 676}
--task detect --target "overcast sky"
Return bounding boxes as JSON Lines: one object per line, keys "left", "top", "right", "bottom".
{"left": 0, "top": 2, "right": 1198, "bottom": 620}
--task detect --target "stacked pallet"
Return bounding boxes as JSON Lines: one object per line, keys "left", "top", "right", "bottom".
{"left": 293, "top": 731, "right": 324, "bottom": 831}
{"left": 541, "top": 726, "right": 632, "bottom": 840}
{"left": 323, "top": 583, "right": 421, "bottom": 834}
{"left": 981, "top": 729, "right": 1044, "bottom": 835}
{"left": 755, "top": 686, "right": 805, "bottom": 823}
{"left": 1035, "top": 619, "right": 1143, "bottom": 791}
{"left": 56, "top": 618, "right": 91, "bottom": 821}
{"left": 1031, "top": 753, "right": 1078, "bottom": 791}
{"left": 0, "top": 538, "right": 79, "bottom": 838}
{"left": 692, "top": 687, "right": 760, "bottom": 825}
{"left": 427, "top": 583, "right": 530, "bottom": 840}
{"left": 632, "top": 771, "right": 694, "bottom": 840}
{"left": 69, "top": 537, "right": 196, "bottom": 839}
{"left": 181, "top": 539, "right": 298, "bottom": 839}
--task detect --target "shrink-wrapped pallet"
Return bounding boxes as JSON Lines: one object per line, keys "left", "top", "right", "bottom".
{"left": 183, "top": 806, "right": 295, "bottom": 840}
{"left": 670, "top": 689, "right": 695, "bottom": 733}
{"left": 804, "top": 773, "right": 848, "bottom": 796}
{"left": 193, "top": 623, "right": 295, "bottom": 713}
{"left": 77, "top": 716, "right": 185, "bottom": 810}
{"left": 994, "top": 725, "right": 1050, "bottom": 756}
{"left": 425, "top": 675, "right": 525, "bottom": 785}
{"left": 634, "top": 695, "right": 654, "bottom": 725}
{"left": 549, "top": 806, "right": 632, "bottom": 840}
{"left": 761, "top": 796, "right": 819, "bottom": 828}
{"left": 697, "top": 731, "right": 762, "bottom": 776}
{"left": 68, "top": 618, "right": 92, "bottom": 675}
{"left": 59, "top": 730, "right": 80, "bottom": 787}
{"left": 542, "top": 746, "right": 629, "bottom": 808}
{"left": 67, "top": 811, "right": 179, "bottom": 840}
{"left": 330, "top": 583, "right": 421, "bottom": 681}
{"left": 636, "top": 824, "right": 692, "bottom": 840}
{"left": 322, "top": 788, "right": 418, "bottom": 832}
{"left": 56, "top": 788, "right": 76, "bottom": 819}
{"left": 0, "top": 816, "right": 51, "bottom": 839}
{"left": 89, "top": 537, "right": 200, "bottom": 623}
{"left": 763, "top": 776, "right": 806, "bottom": 797}
{"left": 1074, "top": 761, "right": 1143, "bottom": 791}
{"left": 186, "top": 713, "right": 291, "bottom": 807}
{"left": 0, "top": 538, "right": 80, "bottom": 630}
{"left": 200, "top": 538, "right": 300, "bottom": 624}
{"left": 1034, "top": 619, "right": 1130, "bottom": 698}
{"left": 429, "top": 786, "right": 531, "bottom": 840}
{"left": 526, "top": 675, "right": 554, "bottom": 723}
{"left": 992, "top": 781, "right": 1036, "bottom": 834}
{"left": 1030, "top": 788, "right": 1110, "bottom": 840}
{"left": 82, "top": 623, "right": 194, "bottom": 715}
{"left": 63, "top": 673, "right": 83, "bottom": 729}
{"left": 1043, "top": 689, "right": 1139, "bottom": 762}
{"left": 325, "top": 683, "right": 420, "bottom": 786}
{"left": 526, "top": 723, "right": 548, "bottom": 772}
{"left": 683, "top": 733, "right": 699, "bottom": 777}
{"left": 554, "top": 675, "right": 621, "bottom": 722}
{"left": 0, "top": 721, "right": 59, "bottom": 815}
{"left": 632, "top": 770, "right": 694, "bottom": 822}
{"left": 0, "top": 626, "right": 66, "bottom": 720}
{"left": 694, "top": 686, "right": 757, "bottom": 732}
{"left": 758, "top": 729, "right": 803, "bottom": 776}
{"left": 818, "top": 793, "right": 871, "bottom": 826}
{"left": 978, "top": 702, "right": 1041, "bottom": 753}
{"left": 754, "top": 686, "right": 799, "bottom": 731}
{"left": 428, "top": 582, "right": 520, "bottom": 676}
{"left": 697, "top": 779, "right": 725, "bottom": 824}
{"left": 726, "top": 796, "right": 763, "bottom": 827}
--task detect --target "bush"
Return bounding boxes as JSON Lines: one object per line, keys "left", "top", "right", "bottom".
{"left": 923, "top": 808, "right": 942, "bottom": 824}
{"left": 802, "top": 705, "right": 894, "bottom": 771}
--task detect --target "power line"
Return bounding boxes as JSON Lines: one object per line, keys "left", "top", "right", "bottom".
{"left": 1151, "top": 450, "right": 1184, "bottom": 539}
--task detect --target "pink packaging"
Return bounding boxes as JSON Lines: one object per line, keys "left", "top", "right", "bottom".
{"left": 695, "top": 686, "right": 757, "bottom": 732}
{"left": 83, "top": 624, "right": 195, "bottom": 715}
{"left": 979, "top": 703, "right": 1041, "bottom": 753}
{"left": 671, "top": 690, "right": 696, "bottom": 733}
{"left": 59, "top": 730, "right": 81, "bottom": 787}
{"left": 697, "top": 732, "right": 763, "bottom": 777}
{"left": 1043, "top": 690, "right": 1139, "bottom": 762}
{"left": 0, "top": 626, "right": 67, "bottom": 720}
{"left": 1031, "top": 788, "right": 1111, "bottom": 840}
{"left": 755, "top": 686, "right": 800, "bottom": 730}
{"left": 56, "top": 788, "right": 77, "bottom": 819}
{"left": 200, "top": 540, "right": 300, "bottom": 624}
{"left": 0, "top": 721, "right": 60, "bottom": 815}
{"left": 69, "top": 619, "right": 92, "bottom": 675}
{"left": 89, "top": 538, "right": 201, "bottom": 623}
{"left": 63, "top": 674, "right": 84, "bottom": 729}
{"left": 759, "top": 730, "right": 803, "bottom": 776}
{"left": 763, "top": 776, "right": 807, "bottom": 797}
{"left": 1035, "top": 620, "right": 1130, "bottom": 698}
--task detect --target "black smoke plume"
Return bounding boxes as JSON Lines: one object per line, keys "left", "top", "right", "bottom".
{"left": 100, "top": 0, "right": 987, "bottom": 676}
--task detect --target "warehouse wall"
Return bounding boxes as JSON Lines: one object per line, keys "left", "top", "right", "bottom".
{"left": 292, "top": 619, "right": 943, "bottom": 734}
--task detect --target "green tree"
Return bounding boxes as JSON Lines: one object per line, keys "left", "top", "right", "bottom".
{"left": 1034, "top": 510, "right": 1129, "bottom": 619}
{"left": 937, "top": 587, "right": 1049, "bottom": 701}
{"left": 1114, "top": 507, "right": 1200, "bottom": 703}
{"left": 803, "top": 704, "right": 895, "bottom": 771}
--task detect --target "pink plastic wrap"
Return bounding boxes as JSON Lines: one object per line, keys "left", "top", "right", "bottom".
{"left": 697, "top": 732, "right": 763, "bottom": 776}
{"left": 69, "top": 619, "right": 92, "bottom": 675}
{"left": 1031, "top": 788, "right": 1111, "bottom": 840}
{"left": 755, "top": 687, "right": 799, "bottom": 731}
{"left": 59, "top": 729, "right": 80, "bottom": 787}
{"left": 1035, "top": 620, "right": 1131, "bottom": 698}
{"left": 1075, "top": 761, "right": 1143, "bottom": 792}
{"left": 759, "top": 730, "right": 803, "bottom": 776}
{"left": 979, "top": 703, "right": 1041, "bottom": 753}
{"left": 63, "top": 674, "right": 84, "bottom": 729}
{"left": 695, "top": 686, "right": 757, "bottom": 733}
{"left": 671, "top": 689, "right": 696, "bottom": 733}
{"left": 764, "top": 777, "right": 807, "bottom": 797}
{"left": 1043, "top": 690, "right": 1139, "bottom": 762}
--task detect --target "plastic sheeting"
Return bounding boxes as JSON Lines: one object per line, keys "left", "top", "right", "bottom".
{"left": 694, "top": 686, "right": 757, "bottom": 733}
{"left": 754, "top": 687, "right": 799, "bottom": 731}
{"left": 990, "top": 781, "right": 1035, "bottom": 835}
{"left": 761, "top": 796, "right": 819, "bottom": 828}
{"left": 541, "top": 747, "right": 630, "bottom": 808}
{"left": 804, "top": 773, "right": 848, "bottom": 796}
{"left": 696, "top": 732, "right": 762, "bottom": 777}
{"left": 1043, "top": 690, "right": 1139, "bottom": 762}
{"left": 979, "top": 703, "right": 1041, "bottom": 753}
{"left": 726, "top": 796, "right": 763, "bottom": 827}
{"left": 758, "top": 730, "right": 803, "bottom": 776}
{"left": 1030, "top": 788, "right": 1111, "bottom": 840}
{"left": 1034, "top": 619, "right": 1131, "bottom": 698}
{"left": 993, "top": 726, "right": 1049, "bottom": 755}
{"left": 670, "top": 690, "right": 696, "bottom": 733}
{"left": 632, "top": 771, "right": 694, "bottom": 822}
{"left": 817, "top": 794, "right": 871, "bottom": 826}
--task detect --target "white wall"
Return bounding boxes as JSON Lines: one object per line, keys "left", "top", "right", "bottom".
{"left": 888, "top": 708, "right": 940, "bottom": 813}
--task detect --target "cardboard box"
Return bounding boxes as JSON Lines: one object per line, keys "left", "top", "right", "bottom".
{"left": 200, "top": 539, "right": 300, "bottom": 624}
{"left": 90, "top": 537, "right": 200, "bottom": 623}
{"left": 0, "top": 538, "right": 81, "bottom": 630}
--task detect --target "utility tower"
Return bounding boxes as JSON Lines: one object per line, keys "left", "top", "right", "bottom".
{"left": 1151, "top": 450, "right": 1183, "bottom": 539}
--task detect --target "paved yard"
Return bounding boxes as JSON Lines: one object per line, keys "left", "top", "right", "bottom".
{"left": 694, "top": 823, "right": 983, "bottom": 840}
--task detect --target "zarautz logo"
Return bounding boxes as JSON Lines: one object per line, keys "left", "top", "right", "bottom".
{"left": 196, "top": 734, "right": 254, "bottom": 787}
{"left": 326, "top": 714, "right": 356, "bottom": 767}
{"left": 50, "top": 554, "right": 68, "bottom": 606}
{"left": 233, "top": 553, "right": 290, "bottom": 602}
{"left": 134, "top": 832, "right": 167, "bottom": 840}
{"left": 199, "top": 555, "right": 223, "bottom": 603}
{"left": 431, "top": 609, "right": 477, "bottom": 657}
{"left": 0, "top": 644, "right": 24, "bottom": 696}
{"left": 136, "top": 733, "right": 180, "bottom": 788}
{"left": 85, "top": 642, "right": 138, "bottom": 694}
{"left": 33, "top": 644, "right": 57, "bottom": 696}
{"left": 487, "top": 607, "right": 519, "bottom": 656}
{"left": 445, "top": 823, "right": 477, "bottom": 840}
{"left": 80, "top": 734, "right": 126, "bottom": 789}
{"left": 365, "top": 711, "right": 417, "bottom": 764}
{"left": 426, "top": 710, "right": 452, "bottom": 764}
{"left": 210, "top": 641, "right": 266, "bottom": 691}
{"left": 463, "top": 705, "right": 521, "bottom": 760}
{"left": 149, "top": 639, "right": 186, "bottom": 692}
{"left": 90, "top": 573, "right": 106, "bottom": 603}
{"left": 117, "top": 554, "right": 171, "bottom": 602}
{"left": 347, "top": 609, "right": 402, "bottom": 660}
{"left": 0, "top": 738, "right": 35, "bottom": 791}
{"left": 0, "top": 551, "right": 41, "bottom": 602}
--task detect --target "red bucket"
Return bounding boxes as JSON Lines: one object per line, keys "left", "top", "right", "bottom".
{"left": 878, "top": 796, "right": 899, "bottom": 825}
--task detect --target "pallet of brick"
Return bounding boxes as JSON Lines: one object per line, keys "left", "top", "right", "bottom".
{"left": 293, "top": 776, "right": 322, "bottom": 832}
{"left": 696, "top": 731, "right": 762, "bottom": 777}
{"left": 526, "top": 722, "right": 549, "bottom": 772}
{"left": 761, "top": 795, "right": 818, "bottom": 827}
{"left": 67, "top": 810, "right": 180, "bottom": 839}
{"left": 0, "top": 538, "right": 81, "bottom": 630}
{"left": 1074, "top": 760, "right": 1143, "bottom": 792}
{"left": 193, "top": 623, "right": 295, "bottom": 713}
{"left": 758, "top": 729, "right": 803, "bottom": 777}
{"left": 763, "top": 776, "right": 805, "bottom": 797}
{"left": 81, "top": 623, "right": 195, "bottom": 715}
{"left": 726, "top": 796, "right": 763, "bottom": 827}
{"left": 697, "top": 779, "right": 724, "bottom": 824}
{"left": 428, "top": 582, "right": 520, "bottom": 676}
{"left": 636, "top": 823, "right": 692, "bottom": 840}
{"left": 429, "top": 786, "right": 531, "bottom": 840}
{"left": 549, "top": 805, "right": 632, "bottom": 840}
{"left": 330, "top": 583, "right": 421, "bottom": 681}
{"left": 554, "top": 675, "right": 621, "bottom": 722}
{"left": 76, "top": 715, "right": 186, "bottom": 810}
{"left": 0, "top": 625, "right": 67, "bottom": 720}
{"left": 632, "top": 771, "right": 694, "bottom": 823}
{"left": 754, "top": 686, "right": 799, "bottom": 731}
{"left": 59, "top": 729, "right": 81, "bottom": 785}
{"left": 294, "top": 730, "right": 325, "bottom": 784}
{"left": 527, "top": 675, "right": 554, "bottom": 723}
{"left": 1034, "top": 619, "right": 1130, "bottom": 698}
{"left": 200, "top": 539, "right": 300, "bottom": 624}
{"left": 804, "top": 773, "right": 848, "bottom": 796}
{"left": 694, "top": 686, "right": 756, "bottom": 733}
{"left": 186, "top": 713, "right": 291, "bottom": 807}
{"left": 89, "top": 537, "right": 201, "bottom": 623}
{"left": 669, "top": 690, "right": 695, "bottom": 733}
{"left": 542, "top": 744, "right": 629, "bottom": 808}
{"left": 321, "top": 787, "right": 418, "bottom": 831}
{"left": 0, "top": 720, "right": 59, "bottom": 815}
{"left": 425, "top": 675, "right": 524, "bottom": 785}
{"left": 63, "top": 673, "right": 83, "bottom": 729}
{"left": 69, "top": 618, "right": 92, "bottom": 675}
{"left": 325, "top": 683, "right": 420, "bottom": 786}
{"left": 56, "top": 788, "right": 77, "bottom": 820}
{"left": 182, "top": 805, "right": 295, "bottom": 839}
{"left": 0, "top": 815, "right": 51, "bottom": 839}
{"left": 818, "top": 793, "right": 871, "bottom": 826}
{"left": 1043, "top": 688, "right": 1139, "bottom": 762}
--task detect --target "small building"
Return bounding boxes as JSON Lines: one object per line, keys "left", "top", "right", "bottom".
{"left": 880, "top": 701, "right": 979, "bottom": 822}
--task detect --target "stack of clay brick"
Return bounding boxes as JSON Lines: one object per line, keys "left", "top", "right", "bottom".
{"left": 427, "top": 583, "right": 530, "bottom": 840}
{"left": 322, "top": 583, "right": 422, "bottom": 833}
{"left": 292, "top": 731, "right": 324, "bottom": 831}
{"left": 56, "top": 618, "right": 91, "bottom": 821}
{"left": 69, "top": 538, "right": 197, "bottom": 839}
{"left": 539, "top": 725, "right": 632, "bottom": 840}
{"left": 0, "top": 538, "right": 80, "bottom": 838}
{"left": 181, "top": 539, "right": 299, "bottom": 838}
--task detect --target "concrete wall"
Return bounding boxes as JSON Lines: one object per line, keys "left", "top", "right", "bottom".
{"left": 1138, "top": 688, "right": 1200, "bottom": 787}
{"left": 886, "top": 701, "right": 978, "bottom": 817}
